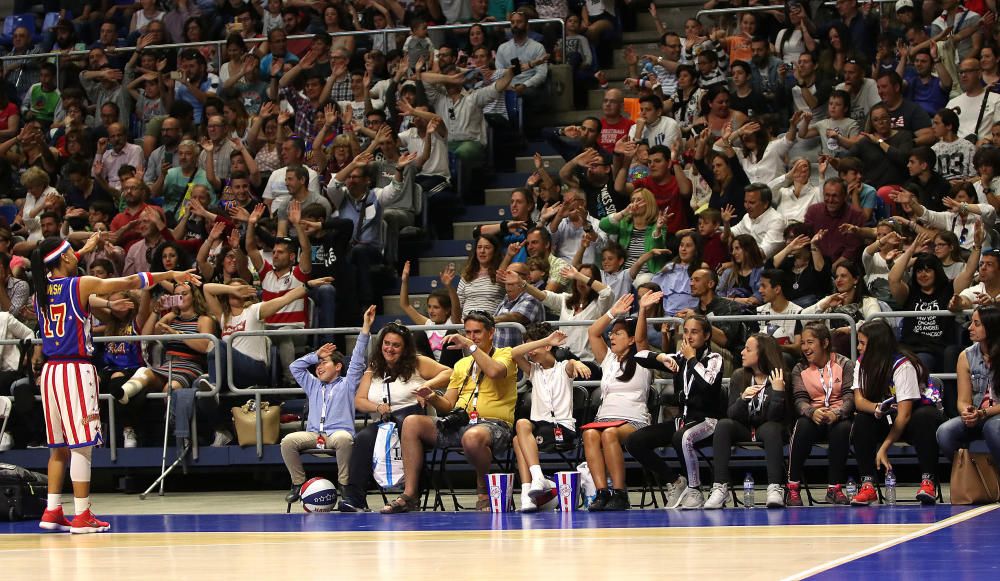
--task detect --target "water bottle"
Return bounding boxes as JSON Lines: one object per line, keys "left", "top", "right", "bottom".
{"left": 643, "top": 61, "right": 655, "bottom": 75}
{"left": 846, "top": 477, "right": 858, "bottom": 502}
{"left": 885, "top": 470, "right": 897, "bottom": 506}
{"left": 743, "top": 473, "right": 755, "bottom": 509}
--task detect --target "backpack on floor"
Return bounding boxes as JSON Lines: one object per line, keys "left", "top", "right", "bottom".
{"left": 0, "top": 463, "right": 47, "bottom": 521}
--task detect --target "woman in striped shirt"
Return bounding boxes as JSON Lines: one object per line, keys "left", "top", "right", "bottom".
{"left": 451, "top": 233, "right": 505, "bottom": 320}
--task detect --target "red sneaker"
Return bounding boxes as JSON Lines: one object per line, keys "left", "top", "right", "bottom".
{"left": 70, "top": 510, "right": 111, "bottom": 534}
{"left": 916, "top": 479, "right": 937, "bottom": 505}
{"left": 826, "top": 484, "right": 850, "bottom": 505}
{"left": 851, "top": 482, "right": 878, "bottom": 506}
{"left": 786, "top": 482, "right": 803, "bottom": 507}
{"left": 39, "top": 507, "right": 72, "bottom": 532}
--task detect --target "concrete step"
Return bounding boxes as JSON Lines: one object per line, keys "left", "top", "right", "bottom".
{"left": 458, "top": 204, "right": 510, "bottom": 222}
{"left": 419, "top": 256, "right": 468, "bottom": 279}
{"left": 551, "top": 109, "right": 602, "bottom": 125}
{"left": 623, "top": 30, "right": 663, "bottom": 44}
{"left": 384, "top": 294, "right": 427, "bottom": 317}
{"left": 490, "top": 171, "right": 532, "bottom": 188}
{"left": 515, "top": 154, "right": 563, "bottom": 174}
{"left": 453, "top": 222, "right": 480, "bottom": 241}
{"left": 485, "top": 187, "right": 514, "bottom": 206}
{"left": 635, "top": 13, "right": 660, "bottom": 32}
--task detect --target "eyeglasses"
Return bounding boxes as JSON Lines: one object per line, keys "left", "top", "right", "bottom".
{"left": 959, "top": 68, "right": 982, "bottom": 74}
{"left": 384, "top": 322, "right": 411, "bottom": 335}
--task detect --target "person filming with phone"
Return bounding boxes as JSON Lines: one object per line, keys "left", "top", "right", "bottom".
{"left": 382, "top": 311, "right": 517, "bottom": 513}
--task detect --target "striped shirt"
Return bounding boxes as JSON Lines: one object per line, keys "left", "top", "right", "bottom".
{"left": 260, "top": 262, "right": 309, "bottom": 326}
{"left": 457, "top": 275, "right": 505, "bottom": 317}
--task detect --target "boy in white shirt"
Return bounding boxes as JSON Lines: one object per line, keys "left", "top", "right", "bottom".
{"left": 510, "top": 323, "right": 592, "bottom": 511}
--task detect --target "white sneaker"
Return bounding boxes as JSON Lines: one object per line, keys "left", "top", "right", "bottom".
{"left": 766, "top": 483, "right": 785, "bottom": 508}
{"left": 0, "top": 431, "right": 12, "bottom": 452}
{"left": 211, "top": 429, "right": 233, "bottom": 447}
{"left": 703, "top": 482, "right": 729, "bottom": 509}
{"left": 664, "top": 476, "right": 688, "bottom": 509}
{"left": 678, "top": 486, "right": 705, "bottom": 510}
{"left": 122, "top": 428, "right": 138, "bottom": 449}
{"left": 527, "top": 477, "right": 552, "bottom": 501}
{"left": 520, "top": 491, "right": 537, "bottom": 512}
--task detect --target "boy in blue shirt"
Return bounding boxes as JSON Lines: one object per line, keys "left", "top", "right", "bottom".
{"left": 281, "top": 305, "right": 374, "bottom": 503}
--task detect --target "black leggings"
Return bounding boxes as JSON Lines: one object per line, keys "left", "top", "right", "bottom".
{"left": 342, "top": 405, "right": 424, "bottom": 508}
{"left": 787, "top": 417, "right": 852, "bottom": 485}
{"left": 711, "top": 419, "right": 785, "bottom": 485}
{"left": 851, "top": 406, "right": 943, "bottom": 481}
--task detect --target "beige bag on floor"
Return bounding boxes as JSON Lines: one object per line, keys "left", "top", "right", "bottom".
{"left": 232, "top": 400, "right": 281, "bottom": 446}
{"left": 950, "top": 449, "right": 1000, "bottom": 505}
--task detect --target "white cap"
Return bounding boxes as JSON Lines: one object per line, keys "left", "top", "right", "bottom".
{"left": 895, "top": 0, "right": 914, "bottom": 12}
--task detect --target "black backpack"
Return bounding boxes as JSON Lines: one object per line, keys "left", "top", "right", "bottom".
{"left": 0, "top": 463, "right": 47, "bottom": 521}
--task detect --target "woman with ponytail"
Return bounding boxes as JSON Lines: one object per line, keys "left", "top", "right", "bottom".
{"left": 582, "top": 294, "right": 653, "bottom": 512}
{"left": 31, "top": 236, "right": 200, "bottom": 534}
{"left": 626, "top": 313, "right": 724, "bottom": 510}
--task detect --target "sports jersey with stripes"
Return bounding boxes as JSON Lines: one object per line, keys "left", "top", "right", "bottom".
{"left": 259, "top": 262, "right": 309, "bottom": 326}
{"left": 35, "top": 276, "right": 92, "bottom": 359}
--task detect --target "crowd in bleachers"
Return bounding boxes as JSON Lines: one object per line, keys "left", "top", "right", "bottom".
{"left": 0, "top": 0, "right": 1000, "bottom": 513}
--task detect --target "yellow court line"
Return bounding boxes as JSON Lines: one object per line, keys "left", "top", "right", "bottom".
{"left": 782, "top": 504, "right": 1000, "bottom": 581}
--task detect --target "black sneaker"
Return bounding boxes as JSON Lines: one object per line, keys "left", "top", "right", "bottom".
{"left": 338, "top": 500, "right": 370, "bottom": 513}
{"left": 285, "top": 484, "right": 301, "bottom": 504}
{"left": 588, "top": 489, "right": 611, "bottom": 512}
{"left": 604, "top": 489, "right": 631, "bottom": 511}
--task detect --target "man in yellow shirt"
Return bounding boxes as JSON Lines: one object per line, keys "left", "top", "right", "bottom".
{"left": 381, "top": 312, "right": 517, "bottom": 513}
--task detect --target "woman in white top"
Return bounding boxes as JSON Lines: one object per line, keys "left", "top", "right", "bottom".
{"left": 340, "top": 321, "right": 451, "bottom": 512}
{"left": 583, "top": 294, "right": 652, "bottom": 511}
{"left": 774, "top": 2, "right": 817, "bottom": 66}
{"left": 399, "top": 260, "right": 457, "bottom": 365}
{"left": 452, "top": 233, "right": 505, "bottom": 319}
{"left": 717, "top": 113, "right": 801, "bottom": 186}
{"left": 202, "top": 276, "right": 332, "bottom": 389}
{"left": 861, "top": 220, "right": 905, "bottom": 303}
{"left": 849, "top": 320, "right": 943, "bottom": 506}
{"left": 519, "top": 264, "right": 615, "bottom": 363}
{"left": 130, "top": 0, "right": 165, "bottom": 36}
{"left": 511, "top": 324, "right": 592, "bottom": 512}
{"left": 776, "top": 158, "right": 822, "bottom": 223}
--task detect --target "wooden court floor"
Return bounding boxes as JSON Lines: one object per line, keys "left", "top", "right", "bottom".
{"left": 2, "top": 494, "right": 997, "bottom": 580}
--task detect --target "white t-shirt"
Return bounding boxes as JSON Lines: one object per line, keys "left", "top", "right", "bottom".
{"left": 366, "top": 374, "right": 423, "bottom": 416}
{"left": 836, "top": 79, "right": 881, "bottom": 126}
{"left": 756, "top": 301, "right": 802, "bottom": 346}
{"left": 596, "top": 350, "right": 651, "bottom": 425}
{"left": 852, "top": 357, "right": 921, "bottom": 402}
{"left": 946, "top": 91, "right": 1000, "bottom": 141}
{"left": 628, "top": 115, "right": 681, "bottom": 148}
{"left": 221, "top": 302, "right": 269, "bottom": 363}
{"left": 528, "top": 360, "right": 576, "bottom": 430}
{"left": 398, "top": 127, "right": 450, "bottom": 179}
{"left": 777, "top": 183, "right": 822, "bottom": 223}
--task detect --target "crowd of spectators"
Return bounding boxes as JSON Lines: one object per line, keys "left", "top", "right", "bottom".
{"left": 0, "top": 0, "right": 999, "bottom": 512}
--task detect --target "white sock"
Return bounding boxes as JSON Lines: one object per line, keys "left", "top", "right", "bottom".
{"left": 521, "top": 483, "right": 531, "bottom": 493}
{"left": 529, "top": 465, "right": 544, "bottom": 483}
{"left": 47, "top": 494, "right": 61, "bottom": 510}
{"left": 74, "top": 496, "right": 91, "bottom": 515}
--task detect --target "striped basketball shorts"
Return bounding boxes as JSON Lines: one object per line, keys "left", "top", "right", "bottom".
{"left": 40, "top": 361, "right": 103, "bottom": 448}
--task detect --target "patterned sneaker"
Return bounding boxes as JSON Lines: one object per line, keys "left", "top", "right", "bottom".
{"left": 916, "top": 479, "right": 937, "bottom": 505}
{"left": 786, "top": 482, "right": 803, "bottom": 507}
{"left": 703, "top": 483, "right": 729, "bottom": 509}
{"left": 851, "top": 482, "right": 878, "bottom": 506}
{"left": 678, "top": 487, "right": 705, "bottom": 510}
{"left": 826, "top": 484, "right": 849, "bottom": 505}
{"left": 70, "top": 510, "right": 111, "bottom": 534}
{"left": 664, "top": 476, "right": 688, "bottom": 509}
{"left": 39, "top": 507, "right": 72, "bottom": 532}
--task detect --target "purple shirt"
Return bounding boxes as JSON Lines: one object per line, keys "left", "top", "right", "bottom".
{"left": 804, "top": 202, "right": 866, "bottom": 263}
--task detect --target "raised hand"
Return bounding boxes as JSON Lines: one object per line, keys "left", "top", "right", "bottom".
{"left": 208, "top": 220, "right": 226, "bottom": 240}
{"left": 812, "top": 229, "right": 827, "bottom": 245}
{"left": 559, "top": 265, "right": 581, "bottom": 280}
{"left": 401, "top": 260, "right": 412, "bottom": 281}
{"left": 546, "top": 330, "right": 568, "bottom": 347}
{"left": 609, "top": 293, "right": 634, "bottom": 317}
{"left": 317, "top": 342, "right": 337, "bottom": 360}
{"left": 171, "top": 269, "right": 203, "bottom": 286}
{"left": 288, "top": 199, "right": 301, "bottom": 225}
{"left": 440, "top": 263, "right": 456, "bottom": 286}
{"left": 770, "top": 368, "right": 784, "bottom": 391}
{"left": 324, "top": 103, "right": 339, "bottom": 126}
{"left": 721, "top": 204, "right": 735, "bottom": 224}
{"left": 639, "top": 290, "right": 664, "bottom": 310}
{"left": 361, "top": 305, "right": 376, "bottom": 332}
{"left": 249, "top": 203, "right": 266, "bottom": 225}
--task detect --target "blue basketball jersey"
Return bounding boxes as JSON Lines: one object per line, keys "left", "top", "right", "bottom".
{"left": 103, "top": 318, "right": 143, "bottom": 370}
{"left": 35, "top": 276, "right": 92, "bottom": 359}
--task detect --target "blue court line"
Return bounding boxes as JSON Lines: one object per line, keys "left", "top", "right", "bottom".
{"left": 810, "top": 505, "right": 1000, "bottom": 580}
{"left": 1, "top": 506, "right": 973, "bottom": 535}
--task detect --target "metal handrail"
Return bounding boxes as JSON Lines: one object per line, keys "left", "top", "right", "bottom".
{"left": 225, "top": 322, "right": 526, "bottom": 457}
{"left": 0, "top": 333, "right": 221, "bottom": 461}
{"left": 865, "top": 309, "right": 974, "bottom": 322}
{"left": 0, "top": 17, "right": 566, "bottom": 64}
{"left": 697, "top": 5, "right": 788, "bottom": 18}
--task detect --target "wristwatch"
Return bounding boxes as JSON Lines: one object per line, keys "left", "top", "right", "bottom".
{"left": 468, "top": 344, "right": 478, "bottom": 354}
{"left": 877, "top": 138, "right": 885, "bottom": 144}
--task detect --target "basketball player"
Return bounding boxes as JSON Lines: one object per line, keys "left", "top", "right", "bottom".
{"left": 32, "top": 236, "right": 200, "bottom": 533}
